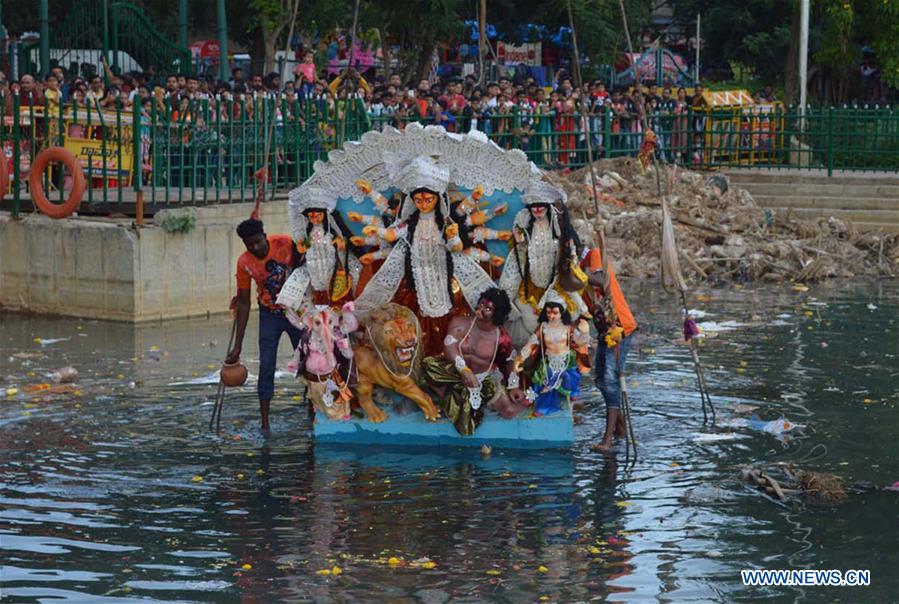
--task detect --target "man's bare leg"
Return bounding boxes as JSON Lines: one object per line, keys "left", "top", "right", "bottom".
{"left": 260, "top": 399, "right": 271, "bottom": 431}
{"left": 592, "top": 408, "right": 622, "bottom": 452}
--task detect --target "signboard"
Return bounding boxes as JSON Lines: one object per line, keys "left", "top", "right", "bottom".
{"left": 497, "top": 42, "right": 541, "bottom": 66}
{"left": 63, "top": 116, "right": 134, "bottom": 184}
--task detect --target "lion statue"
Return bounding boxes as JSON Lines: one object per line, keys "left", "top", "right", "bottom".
{"left": 353, "top": 303, "right": 441, "bottom": 423}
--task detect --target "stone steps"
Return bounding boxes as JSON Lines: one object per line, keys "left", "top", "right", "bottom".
{"left": 725, "top": 170, "right": 899, "bottom": 186}
{"left": 735, "top": 182, "right": 899, "bottom": 199}
{"left": 764, "top": 207, "right": 899, "bottom": 233}
{"left": 752, "top": 194, "right": 899, "bottom": 211}
{"left": 723, "top": 170, "right": 899, "bottom": 233}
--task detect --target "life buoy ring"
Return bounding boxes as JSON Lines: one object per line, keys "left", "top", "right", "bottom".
{"left": 29, "top": 147, "right": 86, "bottom": 219}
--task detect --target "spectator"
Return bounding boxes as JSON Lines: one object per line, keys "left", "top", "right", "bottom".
{"left": 229, "top": 67, "right": 245, "bottom": 90}
{"left": 264, "top": 72, "right": 281, "bottom": 93}
{"left": 43, "top": 74, "right": 62, "bottom": 112}
{"left": 19, "top": 73, "right": 45, "bottom": 107}
{"left": 100, "top": 86, "right": 123, "bottom": 109}
{"left": 590, "top": 80, "right": 610, "bottom": 107}
{"left": 757, "top": 84, "right": 777, "bottom": 102}
{"left": 294, "top": 51, "right": 318, "bottom": 97}
{"left": 690, "top": 83, "right": 705, "bottom": 106}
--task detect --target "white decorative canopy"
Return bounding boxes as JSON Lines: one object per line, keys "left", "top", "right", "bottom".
{"left": 288, "top": 123, "right": 549, "bottom": 239}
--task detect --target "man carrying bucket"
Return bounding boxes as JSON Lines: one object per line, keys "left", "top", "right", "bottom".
{"left": 226, "top": 218, "right": 302, "bottom": 431}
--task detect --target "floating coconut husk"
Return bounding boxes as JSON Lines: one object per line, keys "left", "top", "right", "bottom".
{"left": 741, "top": 465, "right": 847, "bottom": 504}
{"left": 796, "top": 470, "right": 847, "bottom": 504}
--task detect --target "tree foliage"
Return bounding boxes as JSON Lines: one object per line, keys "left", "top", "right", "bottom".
{"left": 668, "top": 0, "right": 899, "bottom": 98}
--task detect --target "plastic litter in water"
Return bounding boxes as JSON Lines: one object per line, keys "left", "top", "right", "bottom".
{"left": 168, "top": 369, "right": 291, "bottom": 387}
{"left": 690, "top": 432, "right": 747, "bottom": 443}
{"left": 696, "top": 321, "right": 746, "bottom": 335}
{"left": 35, "top": 337, "right": 70, "bottom": 347}
{"left": 720, "top": 417, "right": 805, "bottom": 434}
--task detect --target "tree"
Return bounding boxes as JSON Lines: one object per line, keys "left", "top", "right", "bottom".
{"left": 668, "top": 0, "right": 791, "bottom": 85}
{"left": 669, "top": 0, "right": 899, "bottom": 103}
{"left": 489, "top": 0, "right": 652, "bottom": 72}
{"left": 358, "top": 0, "right": 466, "bottom": 82}
{"left": 249, "top": 0, "right": 301, "bottom": 73}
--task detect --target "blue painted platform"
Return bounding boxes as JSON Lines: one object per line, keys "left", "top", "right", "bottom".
{"left": 314, "top": 402, "right": 574, "bottom": 450}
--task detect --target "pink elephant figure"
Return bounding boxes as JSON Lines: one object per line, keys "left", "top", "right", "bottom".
{"left": 286, "top": 302, "right": 359, "bottom": 420}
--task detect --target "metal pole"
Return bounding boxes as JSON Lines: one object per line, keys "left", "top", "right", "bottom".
{"left": 694, "top": 13, "right": 700, "bottom": 85}
{"left": 179, "top": 0, "right": 188, "bottom": 50}
{"left": 216, "top": 0, "right": 229, "bottom": 82}
{"left": 348, "top": 0, "right": 360, "bottom": 70}
{"left": 39, "top": 0, "right": 49, "bottom": 77}
{"left": 799, "top": 0, "right": 809, "bottom": 116}
{"left": 478, "top": 0, "right": 487, "bottom": 85}
{"left": 111, "top": 4, "right": 119, "bottom": 72}
{"left": 102, "top": 0, "right": 109, "bottom": 69}
{"left": 565, "top": 0, "right": 599, "bottom": 215}
{"left": 133, "top": 93, "right": 144, "bottom": 225}
{"left": 656, "top": 47, "right": 662, "bottom": 86}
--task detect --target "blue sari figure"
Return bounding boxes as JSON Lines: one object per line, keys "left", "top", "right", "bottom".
{"left": 516, "top": 291, "right": 591, "bottom": 416}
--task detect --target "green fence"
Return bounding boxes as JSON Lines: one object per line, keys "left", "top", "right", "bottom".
{"left": 2, "top": 96, "right": 897, "bottom": 217}
{"left": 19, "top": 0, "right": 190, "bottom": 78}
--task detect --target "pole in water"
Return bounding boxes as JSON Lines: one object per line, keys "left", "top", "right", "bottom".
{"left": 616, "top": 348, "right": 637, "bottom": 463}
{"left": 565, "top": 0, "right": 600, "bottom": 216}
{"left": 209, "top": 319, "right": 238, "bottom": 432}
{"left": 680, "top": 290, "right": 715, "bottom": 422}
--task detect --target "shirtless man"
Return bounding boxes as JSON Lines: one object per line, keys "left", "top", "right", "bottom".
{"left": 422, "top": 288, "right": 527, "bottom": 435}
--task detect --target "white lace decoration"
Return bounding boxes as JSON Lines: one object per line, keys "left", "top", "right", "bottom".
{"left": 528, "top": 218, "right": 557, "bottom": 289}
{"left": 507, "top": 372, "right": 520, "bottom": 390}
{"left": 307, "top": 224, "right": 337, "bottom": 291}
{"left": 276, "top": 270, "right": 310, "bottom": 311}
{"left": 411, "top": 213, "right": 452, "bottom": 317}
{"left": 548, "top": 352, "right": 569, "bottom": 376}
{"left": 354, "top": 244, "right": 407, "bottom": 318}
{"left": 287, "top": 124, "right": 540, "bottom": 223}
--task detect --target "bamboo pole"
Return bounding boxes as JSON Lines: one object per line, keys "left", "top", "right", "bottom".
{"left": 251, "top": 0, "right": 301, "bottom": 216}
{"left": 568, "top": 0, "right": 636, "bottom": 461}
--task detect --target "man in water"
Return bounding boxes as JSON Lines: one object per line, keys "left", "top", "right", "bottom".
{"left": 226, "top": 218, "right": 302, "bottom": 431}
{"left": 582, "top": 247, "right": 638, "bottom": 451}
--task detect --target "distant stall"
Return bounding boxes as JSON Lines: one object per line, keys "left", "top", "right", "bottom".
{"left": 692, "top": 89, "right": 784, "bottom": 167}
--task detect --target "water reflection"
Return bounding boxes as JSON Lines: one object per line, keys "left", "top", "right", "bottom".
{"left": 1, "top": 280, "right": 897, "bottom": 602}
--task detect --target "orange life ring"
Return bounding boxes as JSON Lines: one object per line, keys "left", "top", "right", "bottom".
{"left": 29, "top": 147, "right": 86, "bottom": 219}
{"left": 0, "top": 154, "right": 8, "bottom": 200}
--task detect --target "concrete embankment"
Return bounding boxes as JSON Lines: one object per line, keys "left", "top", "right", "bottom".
{"left": 725, "top": 170, "right": 899, "bottom": 234}
{"left": 1, "top": 201, "right": 290, "bottom": 322}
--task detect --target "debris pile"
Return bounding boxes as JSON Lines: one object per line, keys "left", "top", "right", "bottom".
{"left": 545, "top": 158, "right": 899, "bottom": 283}
{"left": 742, "top": 465, "right": 848, "bottom": 504}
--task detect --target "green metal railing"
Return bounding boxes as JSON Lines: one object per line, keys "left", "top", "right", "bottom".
{"left": 20, "top": 0, "right": 189, "bottom": 78}
{"left": 2, "top": 97, "right": 897, "bottom": 217}
{"left": 110, "top": 2, "right": 191, "bottom": 75}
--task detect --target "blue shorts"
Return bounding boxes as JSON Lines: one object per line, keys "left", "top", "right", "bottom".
{"left": 594, "top": 333, "right": 632, "bottom": 409}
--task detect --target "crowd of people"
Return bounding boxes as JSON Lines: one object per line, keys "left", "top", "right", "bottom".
{"left": 3, "top": 59, "right": 735, "bottom": 167}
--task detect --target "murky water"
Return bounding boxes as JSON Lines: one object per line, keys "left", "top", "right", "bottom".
{"left": 1, "top": 280, "right": 897, "bottom": 603}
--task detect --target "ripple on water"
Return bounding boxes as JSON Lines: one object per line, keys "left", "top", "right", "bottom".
{"left": 0, "top": 533, "right": 141, "bottom": 555}
{"left": 1, "top": 281, "right": 897, "bottom": 601}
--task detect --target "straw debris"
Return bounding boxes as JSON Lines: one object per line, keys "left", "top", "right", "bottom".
{"left": 796, "top": 470, "right": 847, "bottom": 504}
{"left": 546, "top": 159, "right": 898, "bottom": 283}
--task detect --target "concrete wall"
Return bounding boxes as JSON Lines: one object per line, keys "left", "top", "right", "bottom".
{"left": 0, "top": 201, "right": 292, "bottom": 322}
